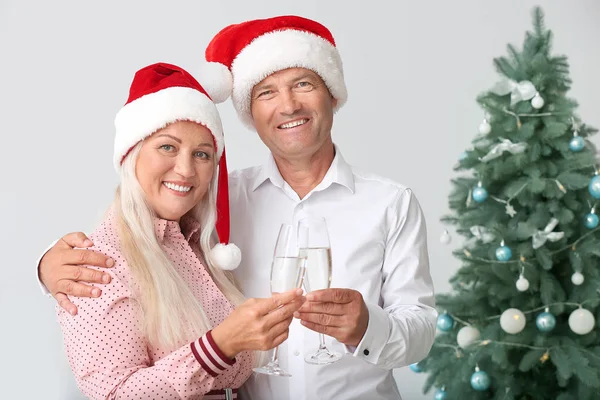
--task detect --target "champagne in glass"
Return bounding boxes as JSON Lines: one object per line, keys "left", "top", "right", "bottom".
{"left": 299, "top": 247, "right": 332, "bottom": 293}
{"left": 270, "top": 256, "right": 306, "bottom": 294}
{"left": 253, "top": 223, "right": 306, "bottom": 377}
{"left": 298, "top": 217, "right": 342, "bottom": 365}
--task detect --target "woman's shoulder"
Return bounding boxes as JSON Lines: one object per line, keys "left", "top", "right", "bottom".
{"left": 86, "top": 212, "right": 130, "bottom": 277}
{"left": 89, "top": 212, "right": 121, "bottom": 249}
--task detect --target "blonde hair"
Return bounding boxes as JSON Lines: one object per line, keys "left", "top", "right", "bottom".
{"left": 114, "top": 142, "right": 245, "bottom": 350}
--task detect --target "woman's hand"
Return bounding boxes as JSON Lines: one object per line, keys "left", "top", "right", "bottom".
{"left": 211, "top": 288, "right": 306, "bottom": 358}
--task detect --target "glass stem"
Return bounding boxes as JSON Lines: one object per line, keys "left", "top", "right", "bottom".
{"left": 319, "top": 333, "right": 327, "bottom": 351}
{"left": 271, "top": 345, "right": 279, "bottom": 364}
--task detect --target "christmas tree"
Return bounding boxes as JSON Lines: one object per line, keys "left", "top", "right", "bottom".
{"left": 414, "top": 7, "right": 600, "bottom": 400}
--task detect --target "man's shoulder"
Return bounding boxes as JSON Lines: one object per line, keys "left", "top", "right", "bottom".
{"left": 349, "top": 167, "right": 424, "bottom": 220}
{"left": 350, "top": 166, "right": 410, "bottom": 195}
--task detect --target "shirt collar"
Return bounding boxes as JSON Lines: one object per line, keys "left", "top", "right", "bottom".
{"left": 153, "top": 214, "right": 201, "bottom": 243}
{"left": 252, "top": 152, "right": 284, "bottom": 191}
{"left": 251, "top": 144, "right": 355, "bottom": 193}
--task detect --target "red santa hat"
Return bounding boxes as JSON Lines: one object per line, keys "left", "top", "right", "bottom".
{"left": 114, "top": 62, "right": 240, "bottom": 270}
{"left": 201, "top": 15, "right": 348, "bottom": 127}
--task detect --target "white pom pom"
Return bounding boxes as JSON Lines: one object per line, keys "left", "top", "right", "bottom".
{"left": 197, "top": 62, "right": 233, "bottom": 104}
{"left": 210, "top": 243, "right": 241, "bottom": 270}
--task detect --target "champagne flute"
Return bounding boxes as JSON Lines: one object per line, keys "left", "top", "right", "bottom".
{"left": 298, "top": 217, "right": 342, "bottom": 365}
{"left": 253, "top": 223, "right": 307, "bottom": 377}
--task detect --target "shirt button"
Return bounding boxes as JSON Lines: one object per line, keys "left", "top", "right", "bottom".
{"left": 298, "top": 203, "right": 304, "bottom": 210}
{"left": 363, "top": 349, "right": 370, "bottom": 356}
{"left": 294, "top": 350, "right": 300, "bottom": 356}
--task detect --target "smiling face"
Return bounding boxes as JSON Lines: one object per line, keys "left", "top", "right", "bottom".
{"left": 249, "top": 67, "right": 338, "bottom": 161}
{"left": 134, "top": 120, "right": 216, "bottom": 222}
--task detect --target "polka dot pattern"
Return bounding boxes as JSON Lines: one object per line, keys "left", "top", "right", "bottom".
{"left": 57, "top": 212, "right": 254, "bottom": 399}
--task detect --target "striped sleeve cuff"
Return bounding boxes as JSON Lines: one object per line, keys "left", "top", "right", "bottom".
{"left": 191, "top": 330, "right": 236, "bottom": 377}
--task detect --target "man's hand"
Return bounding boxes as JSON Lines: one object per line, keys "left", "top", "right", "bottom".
{"left": 39, "top": 232, "right": 114, "bottom": 316}
{"left": 294, "top": 288, "right": 369, "bottom": 347}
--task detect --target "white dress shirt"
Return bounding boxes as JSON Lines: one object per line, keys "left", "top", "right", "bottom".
{"left": 37, "top": 147, "right": 437, "bottom": 400}
{"left": 229, "top": 148, "right": 437, "bottom": 400}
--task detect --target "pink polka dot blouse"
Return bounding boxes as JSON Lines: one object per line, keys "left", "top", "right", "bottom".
{"left": 57, "top": 211, "right": 253, "bottom": 399}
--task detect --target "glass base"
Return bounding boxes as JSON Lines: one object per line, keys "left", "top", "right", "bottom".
{"left": 253, "top": 361, "right": 292, "bottom": 377}
{"left": 304, "top": 348, "right": 343, "bottom": 365}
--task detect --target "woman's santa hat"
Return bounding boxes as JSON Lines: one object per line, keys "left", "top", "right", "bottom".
{"left": 200, "top": 15, "right": 348, "bottom": 128}
{"left": 113, "top": 62, "right": 240, "bottom": 270}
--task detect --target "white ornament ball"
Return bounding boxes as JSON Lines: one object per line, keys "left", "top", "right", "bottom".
{"left": 568, "top": 308, "right": 595, "bottom": 335}
{"left": 440, "top": 230, "right": 452, "bottom": 245}
{"left": 531, "top": 93, "right": 545, "bottom": 109}
{"left": 456, "top": 326, "right": 481, "bottom": 349}
{"left": 571, "top": 271, "right": 584, "bottom": 286}
{"left": 500, "top": 308, "right": 526, "bottom": 334}
{"left": 479, "top": 119, "right": 491, "bottom": 135}
{"left": 516, "top": 276, "right": 530, "bottom": 292}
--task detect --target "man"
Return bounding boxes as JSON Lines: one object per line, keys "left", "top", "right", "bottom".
{"left": 38, "top": 16, "right": 437, "bottom": 400}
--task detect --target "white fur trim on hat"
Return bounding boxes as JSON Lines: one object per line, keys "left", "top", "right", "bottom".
{"left": 230, "top": 29, "right": 348, "bottom": 128}
{"left": 196, "top": 62, "right": 233, "bottom": 104}
{"left": 210, "top": 243, "right": 241, "bottom": 270}
{"left": 113, "top": 86, "right": 224, "bottom": 171}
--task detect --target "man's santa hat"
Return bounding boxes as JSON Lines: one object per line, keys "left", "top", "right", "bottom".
{"left": 113, "top": 62, "right": 240, "bottom": 270}
{"left": 199, "top": 15, "right": 348, "bottom": 127}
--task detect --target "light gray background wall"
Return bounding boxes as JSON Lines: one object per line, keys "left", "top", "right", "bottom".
{"left": 1, "top": 1, "right": 599, "bottom": 399}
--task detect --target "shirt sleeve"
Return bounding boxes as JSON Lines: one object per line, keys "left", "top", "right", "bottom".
{"left": 350, "top": 188, "right": 438, "bottom": 370}
{"left": 57, "top": 246, "right": 235, "bottom": 400}
{"left": 37, "top": 239, "right": 57, "bottom": 296}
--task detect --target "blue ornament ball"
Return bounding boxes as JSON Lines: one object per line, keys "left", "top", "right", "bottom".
{"left": 536, "top": 311, "right": 557, "bottom": 333}
{"left": 472, "top": 187, "right": 488, "bottom": 203}
{"left": 495, "top": 245, "right": 512, "bottom": 261}
{"left": 589, "top": 176, "right": 600, "bottom": 199}
{"left": 437, "top": 313, "right": 454, "bottom": 332}
{"left": 584, "top": 213, "right": 599, "bottom": 229}
{"left": 434, "top": 388, "right": 447, "bottom": 400}
{"left": 409, "top": 363, "right": 422, "bottom": 373}
{"left": 569, "top": 136, "right": 585, "bottom": 152}
{"left": 470, "top": 370, "right": 491, "bottom": 391}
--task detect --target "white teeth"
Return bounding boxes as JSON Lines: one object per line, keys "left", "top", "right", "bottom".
{"left": 163, "top": 182, "right": 192, "bottom": 192}
{"left": 279, "top": 119, "right": 308, "bottom": 129}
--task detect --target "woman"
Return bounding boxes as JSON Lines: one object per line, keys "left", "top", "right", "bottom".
{"left": 57, "top": 62, "right": 304, "bottom": 399}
